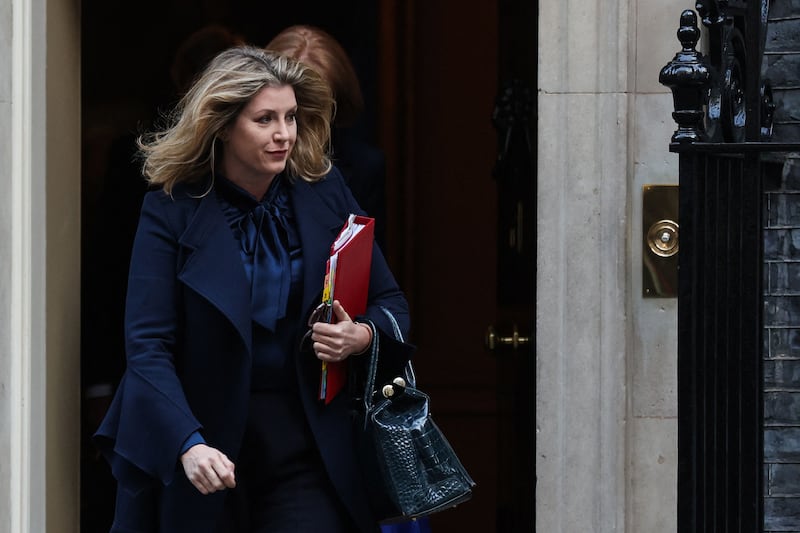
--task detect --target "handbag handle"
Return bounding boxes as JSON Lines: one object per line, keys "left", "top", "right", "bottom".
{"left": 359, "top": 307, "right": 417, "bottom": 418}
{"left": 378, "top": 306, "right": 416, "bottom": 389}
{"left": 359, "top": 318, "right": 381, "bottom": 415}
{"left": 379, "top": 305, "right": 404, "bottom": 342}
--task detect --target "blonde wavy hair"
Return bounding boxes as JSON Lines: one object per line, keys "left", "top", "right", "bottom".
{"left": 139, "top": 45, "right": 334, "bottom": 194}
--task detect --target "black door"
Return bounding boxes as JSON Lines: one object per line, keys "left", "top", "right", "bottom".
{"left": 491, "top": 0, "right": 537, "bottom": 530}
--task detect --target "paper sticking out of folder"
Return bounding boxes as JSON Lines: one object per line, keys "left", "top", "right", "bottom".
{"left": 319, "top": 214, "right": 375, "bottom": 404}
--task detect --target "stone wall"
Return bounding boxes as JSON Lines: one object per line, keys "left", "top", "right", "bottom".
{"left": 765, "top": 1, "right": 800, "bottom": 142}
{"left": 537, "top": 0, "right": 685, "bottom": 530}
{"left": 763, "top": 2, "right": 800, "bottom": 530}
{"left": 765, "top": 157, "right": 800, "bottom": 532}
{"left": 0, "top": 0, "right": 12, "bottom": 528}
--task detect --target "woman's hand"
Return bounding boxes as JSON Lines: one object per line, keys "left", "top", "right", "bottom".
{"left": 180, "top": 444, "right": 236, "bottom": 495}
{"left": 311, "top": 300, "right": 372, "bottom": 362}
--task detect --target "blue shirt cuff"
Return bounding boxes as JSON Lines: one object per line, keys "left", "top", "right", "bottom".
{"left": 180, "top": 431, "right": 206, "bottom": 455}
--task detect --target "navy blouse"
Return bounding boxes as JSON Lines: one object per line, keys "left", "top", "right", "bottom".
{"left": 215, "top": 173, "right": 304, "bottom": 376}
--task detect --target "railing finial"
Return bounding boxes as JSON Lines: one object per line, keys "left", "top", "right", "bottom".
{"left": 659, "top": 10, "right": 713, "bottom": 143}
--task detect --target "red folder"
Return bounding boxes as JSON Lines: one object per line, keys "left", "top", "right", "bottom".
{"left": 319, "top": 214, "right": 375, "bottom": 403}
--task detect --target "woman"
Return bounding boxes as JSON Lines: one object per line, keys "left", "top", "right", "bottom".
{"left": 94, "top": 46, "right": 413, "bottom": 533}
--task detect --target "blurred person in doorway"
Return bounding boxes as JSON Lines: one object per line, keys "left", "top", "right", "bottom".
{"left": 267, "top": 24, "right": 387, "bottom": 249}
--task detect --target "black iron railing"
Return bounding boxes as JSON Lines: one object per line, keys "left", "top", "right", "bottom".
{"left": 661, "top": 2, "right": 800, "bottom": 531}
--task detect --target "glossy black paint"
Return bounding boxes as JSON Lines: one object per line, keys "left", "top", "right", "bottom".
{"left": 660, "top": 2, "right": 800, "bottom": 531}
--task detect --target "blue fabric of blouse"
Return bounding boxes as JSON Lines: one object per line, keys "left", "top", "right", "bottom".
{"left": 215, "top": 174, "right": 304, "bottom": 382}
{"left": 215, "top": 174, "right": 303, "bottom": 331}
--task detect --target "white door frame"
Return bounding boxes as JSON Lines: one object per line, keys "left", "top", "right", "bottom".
{"left": 9, "top": 0, "right": 81, "bottom": 531}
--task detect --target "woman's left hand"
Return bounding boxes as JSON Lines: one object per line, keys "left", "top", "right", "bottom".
{"left": 311, "top": 300, "right": 372, "bottom": 362}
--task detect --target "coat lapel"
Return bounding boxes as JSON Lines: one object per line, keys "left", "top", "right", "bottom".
{"left": 290, "top": 178, "right": 348, "bottom": 319}
{"left": 176, "top": 192, "right": 253, "bottom": 353}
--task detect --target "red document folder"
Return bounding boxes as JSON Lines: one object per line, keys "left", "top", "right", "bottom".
{"left": 319, "top": 214, "right": 375, "bottom": 404}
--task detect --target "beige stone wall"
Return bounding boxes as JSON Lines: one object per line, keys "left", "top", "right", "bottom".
{"left": 628, "top": 1, "right": 686, "bottom": 531}
{"left": 0, "top": 0, "right": 12, "bottom": 529}
{"left": 537, "top": 0, "right": 684, "bottom": 531}
{"left": 0, "top": 0, "right": 81, "bottom": 532}
{"left": 44, "top": 0, "right": 82, "bottom": 530}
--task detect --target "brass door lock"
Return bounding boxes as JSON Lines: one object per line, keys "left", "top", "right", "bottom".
{"left": 485, "top": 324, "right": 531, "bottom": 351}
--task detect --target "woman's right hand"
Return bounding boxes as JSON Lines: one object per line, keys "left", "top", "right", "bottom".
{"left": 180, "top": 444, "right": 236, "bottom": 494}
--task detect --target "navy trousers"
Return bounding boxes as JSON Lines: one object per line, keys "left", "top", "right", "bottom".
{"left": 216, "top": 389, "right": 356, "bottom": 532}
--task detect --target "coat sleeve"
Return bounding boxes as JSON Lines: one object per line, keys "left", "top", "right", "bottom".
{"left": 94, "top": 191, "right": 202, "bottom": 494}
{"left": 361, "top": 239, "right": 415, "bottom": 381}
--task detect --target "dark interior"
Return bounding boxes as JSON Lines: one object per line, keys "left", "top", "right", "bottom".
{"left": 80, "top": 2, "right": 537, "bottom": 531}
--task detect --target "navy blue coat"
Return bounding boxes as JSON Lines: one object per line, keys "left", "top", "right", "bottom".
{"left": 94, "top": 168, "right": 413, "bottom": 533}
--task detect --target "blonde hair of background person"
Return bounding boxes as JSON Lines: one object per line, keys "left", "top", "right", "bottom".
{"left": 266, "top": 25, "right": 390, "bottom": 250}
{"left": 138, "top": 46, "right": 334, "bottom": 194}
{"left": 266, "top": 24, "right": 363, "bottom": 127}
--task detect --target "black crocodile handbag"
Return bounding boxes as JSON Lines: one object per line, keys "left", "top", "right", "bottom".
{"left": 355, "top": 309, "right": 475, "bottom": 524}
